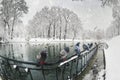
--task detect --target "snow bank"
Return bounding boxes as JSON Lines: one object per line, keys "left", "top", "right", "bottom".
{"left": 9, "top": 38, "right": 27, "bottom": 43}
{"left": 105, "top": 36, "right": 120, "bottom": 80}
{"left": 5, "top": 37, "right": 100, "bottom": 43}
{"left": 29, "top": 38, "right": 81, "bottom": 42}
{"left": 28, "top": 38, "right": 99, "bottom": 43}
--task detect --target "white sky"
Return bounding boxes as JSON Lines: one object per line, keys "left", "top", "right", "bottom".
{"left": 22, "top": 0, "right": 113, "bottom": 30}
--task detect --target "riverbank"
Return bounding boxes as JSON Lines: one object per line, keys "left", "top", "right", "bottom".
{"left": 76, "top": 46, "right": 105, "bottom": 80}
{"left": 1, "top": 38, "right": 103, "bottom": 43}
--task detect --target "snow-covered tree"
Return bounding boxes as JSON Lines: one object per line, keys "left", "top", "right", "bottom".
{"left": 0, "top": 0, "right": 28, "bottom": 41}
{"left": 100, "top": 0, "right": 120, "bottom": 39}
{"left": 27, "top": 6, "right": 82, "bottom": 40}
{"left": 106, "top": 5, "right": 120, "bottom": 39}
{"left": 101, "top": 0, "right": 119, "bottom": 6}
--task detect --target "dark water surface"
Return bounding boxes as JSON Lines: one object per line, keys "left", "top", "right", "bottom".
{"left": 0, "top": 42, "right": 96, "bottom": 80}
{"left": 0, "top": 42, "right": 80, "bottom": 62}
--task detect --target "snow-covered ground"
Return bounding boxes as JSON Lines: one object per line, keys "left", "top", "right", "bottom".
{"left": 9, "top": 38, "right": 27, "bottom": 43}
{"left": 29, "top": 38, "right": 81, "bottom": 42}
{"left": 105, "top": 36, "right": 120, "bottom": 80}
{"left": 7, "top": 37, "right": 99, "bottom": 43}
{"left": 83, "top": 47, "right": 105, "bottom": 80}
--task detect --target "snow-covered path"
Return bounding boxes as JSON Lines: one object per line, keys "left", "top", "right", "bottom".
{"left": 105, "top": 36, "right": 120, "bottom": 80}
{"left": 82, "top": 47, "right": 105, "bottom": 80}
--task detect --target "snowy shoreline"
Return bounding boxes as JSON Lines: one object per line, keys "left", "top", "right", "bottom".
{"left": 2, "top": 38, "right": 103, "bottom": 43}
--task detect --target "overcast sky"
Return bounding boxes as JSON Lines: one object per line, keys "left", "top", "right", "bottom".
{"left": 23, "top": 0, "right": 113, "bottom": 30}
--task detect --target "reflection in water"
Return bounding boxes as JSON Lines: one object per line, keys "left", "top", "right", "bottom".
{"left": 0, "top": 42, "right": 77, "bottom": 63}
{"left": 0, "top": 42, "right": 97, "bottom": 80}
{"left": 0, "top": 42, "right": 76, "bottom": 80}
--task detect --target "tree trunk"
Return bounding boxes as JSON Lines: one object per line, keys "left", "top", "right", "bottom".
{"left": 117, "top": 25, "right": 120, "bottom": 35}
{"left": 59, "top": 18, "right": 62, "bottom": 40}
{"left": 118, "top": 26, "right": 120, "bottom": 35}
{"left": 64, "top": 21, "right": 67, "bottom": 40}
{"left": 48, "top": 23, "right": 52, "bottom": 39}
{"left": 3, "top": 20, "right": 10, "bottom": 42}
{"left": 53, "top": 22, "right": 56, "bottom": 39}
{"left": 3, "top": 21, "right": 7, "bottom": 42}
{"left": 59, "top": 25, "right": 62, "bottom": 40}
{"left": 73, "top": 25, "right": 77, "bottom": 40}
{"left": 11, "top": 15, "right": 16, "bottom": 39}
{"left": 43, "top": 27, "right": 45, "bottom": 38}
{"left": 73, "top": 30, "right": 76, "bottom": 40}
{"left": 74, "top": 31, "right": 76, "bottom": 40}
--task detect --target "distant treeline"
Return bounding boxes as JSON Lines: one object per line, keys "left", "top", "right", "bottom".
{"left": 27, "top": 6, "right": 83, "bottom": 40}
